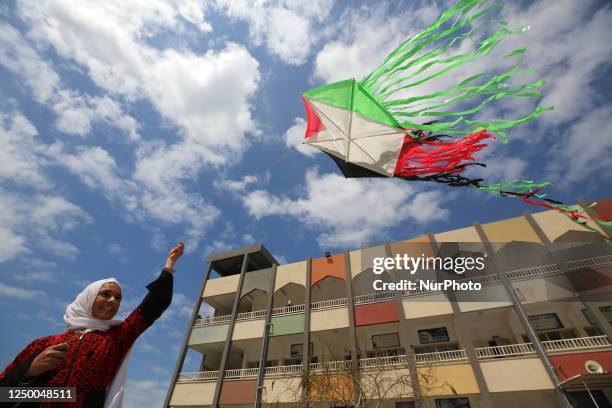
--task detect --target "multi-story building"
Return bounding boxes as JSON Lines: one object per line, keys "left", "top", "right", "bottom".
{"left": 164, "top": 198, "right": 612, "bottom": 408}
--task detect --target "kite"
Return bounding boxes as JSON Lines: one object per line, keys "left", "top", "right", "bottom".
{"left": 301, "top": 0, "right": 611, "bottom": 240}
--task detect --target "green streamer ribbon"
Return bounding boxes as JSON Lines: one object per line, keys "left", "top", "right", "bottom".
{"left": 359, "top": 0, "right": 551, "bottom": 137}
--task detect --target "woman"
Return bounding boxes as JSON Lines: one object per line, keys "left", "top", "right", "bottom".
{"left": 0, "top": 242, "right": 185, "bottom": 407}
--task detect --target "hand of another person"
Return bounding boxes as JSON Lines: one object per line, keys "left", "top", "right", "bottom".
{"left": 165, "top": 242, "right": 185, "bottom": 270}
{"left": 25, "top": 342, "right": 70, "bottom": 378}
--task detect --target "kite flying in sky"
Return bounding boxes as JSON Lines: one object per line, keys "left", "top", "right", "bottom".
{"left": 301, "top": 0, "right": 611, "bottom": 239}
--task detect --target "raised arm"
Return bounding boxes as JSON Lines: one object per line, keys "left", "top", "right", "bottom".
{"left": 112, "top": 243, "right": 185, "bottom": 348}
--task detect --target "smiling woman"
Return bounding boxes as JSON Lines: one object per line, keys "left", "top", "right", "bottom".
{"left": 0, "top": 243, "right": 185, "bottom": 408}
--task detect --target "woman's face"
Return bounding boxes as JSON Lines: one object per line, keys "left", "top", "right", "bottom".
{"left": 92, "top": 282, "right": 122, "bottom": 320}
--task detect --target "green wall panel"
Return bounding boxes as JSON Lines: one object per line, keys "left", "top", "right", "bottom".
{"left": 270, "top": 314, "right": 305, "bottom": 337}
{"left": 188, "top": 324, "right": 229, "bottom": 345}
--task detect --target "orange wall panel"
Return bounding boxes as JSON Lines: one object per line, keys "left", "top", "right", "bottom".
{"left": 592, "top": 198, "right": 612, "bottom": 219}
{"left": 550, "top": 351, "right": 612, "bottom": 381}
{"left": 310, "top": 374, "right": 354, "bottom": 401}
{"left": 219, "top": 380, "right": 257, "bottom": 405}
{"left": 311, "top": 253, "right": 346, "bottom": 286}
{"left": 354, "top": 301, "right": 399, "bottom": 326}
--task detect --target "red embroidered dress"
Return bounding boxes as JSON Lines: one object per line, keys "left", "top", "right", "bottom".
{"left": 0, "top": 269, "right": 174, "bottom": 407}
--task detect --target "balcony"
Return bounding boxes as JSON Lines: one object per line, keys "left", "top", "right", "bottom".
{"left": 411, "top": 336, "right": 612, "bottom": 366}
{"left": 192, "top": 254, "right": 612, "bottom": 327}
{"left": 474, "top": 335, "right": 611, "bottom": 359}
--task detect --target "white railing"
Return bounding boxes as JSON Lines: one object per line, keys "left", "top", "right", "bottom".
{"left": 311, "top": 297, "right": 348, "bottom": 311}
{"left": 177, "top": 371, "right": 219, "bottom": 383}
{"left": 353, "top": 291, "right": 395, "bottom": 305}
{"left": 475, "top": 336, "right": 611, "bottom": 360}
{"left": 192, "top": 255, "right": 612, "bottom": 328}
{"left": 506, "top": 264, "right": 560, "bottom": 280}
{"left": 542, "top": 335, "right": 611, "bottom": 353}
{"left": 359, "top": 355, "right": 409, "bottom": 368}
{"left": 567, "top": 254, "right": 612, "bottom": 270}
{"left": 476, "top": 343, "right": 535, "bottom": 359}
{"left": 236, "top": 309, "right": 267, "bottom": 321}
{"left": 265, "top": 364, "right": 303, "bottom": 376}
{"left": 224, "top": 368, "right": 259, "bottom": 379}
{"left": 456, "top": 273, "right": 500, "bottom": 285}
{"left": 271, "top": 303, "right": 305, "bottom": 316}
{"left": 415, "top": 349, "right": 468, "bottom": 364}
{"left": 193, "top": 315, "right": 231, "bottom": 326}
{"left": 309, "top": 360, "right": 352, "bottom": 372}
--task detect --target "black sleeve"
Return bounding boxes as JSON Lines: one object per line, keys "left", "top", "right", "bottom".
{"left": 0, "top": 355, "right": 36, "bottom": 387}
{"left": 138, "top": 268, "right": 174, "bottom": 323}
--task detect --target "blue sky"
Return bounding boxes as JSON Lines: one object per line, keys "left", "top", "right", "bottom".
{"left": 0, "top": 0, "right": 611, "bottom": 406}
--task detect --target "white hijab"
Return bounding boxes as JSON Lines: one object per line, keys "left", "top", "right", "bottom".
{"left": 64, "top": 278, "right": 130, "bottom": 408}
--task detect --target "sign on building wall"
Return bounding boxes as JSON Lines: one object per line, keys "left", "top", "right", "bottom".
{"left": 528, "top": 313, "right": 563, "bottom": 331}
{"left": 418, "top": 327, "right": 450, "bottom": 344}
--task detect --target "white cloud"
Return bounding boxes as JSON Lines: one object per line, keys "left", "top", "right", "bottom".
{"left": 284, "top": 117, "right": 318, "bottom": 157}
{"left": 214, "top": 0, "right": 335, "bottom": 65}
{"left": 17, "top": 1, "right": 259, "bottom": 161}
{"left": 0, "top": 23, "right": 141, "bottom": 140}
{"left": 0, "top": 187, "right": 92, "bottom": 261}
{"left": 546, "top": 107, "right": 612, "bottom": 185}
{"left": 0, "top": 282, "right": 46, "bottom": 300}
{"left": 214, "top": 174, "right": 259, "bottom": 194}
{"left": 3, "top": 1, "right": 261, "bottom": 252}
{"left": 243, "top": 168, "right": 449, "bottom": 248}
{"left": 313, "top": 4, "right": 439, "bottom": 83}
{"left": 46, "top": 143, "right": 220, "bottom": 249}
{"left": 13, "top": 271, "right": 56, "bottom": 283}
{"left": 0, "top": 112, "right": 49, "bottom": 189}
{"left": 0, "top": 111, "right": 94, "bottom": 262}
{"left": 0, "top": 228, "right": 27, "bottom": 262}
{"left": 124, "top": 378, "right": 167, "bottom": 408}
{"left": 500, "top": 0, "right": 612, "bottom": 126}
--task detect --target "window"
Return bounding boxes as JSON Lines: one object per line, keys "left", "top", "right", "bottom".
{"left": 522, "top": 329, "right": 576, "bottom": 342}
{"left": 372, "top": 333, "right": 400, "bottom": 349}
{"left": 290, "top": 342, "right": 313, "bottom": 357}
{"left": 435, "top": 397, "right": 471, "bottom": 408}
{"left": 567, "top": 390, "right": 611, "bottom": 408}
{"left": 528, "top": 313, "right": 563, "bottom": 331}
{"left": 585, "top": 326, "right": 604, "bottom": 336}
{"left": 367, "top": 348, "right": 405, "bottom": 358}
{"left": 418, "top": 327, "right": 450, "bottom": 344}
{"left": 247, "top": 360, "right": 278, "bottom": 368}
{"left": 582, "top": 306, "right": 612, "bottom": 325}
{"left": 414, "top": 343, "right": 459, "bottom": 354}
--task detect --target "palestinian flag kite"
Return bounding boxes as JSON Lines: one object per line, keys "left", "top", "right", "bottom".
{"left": 302, "top": 0, "right": 611, "bottom": 240}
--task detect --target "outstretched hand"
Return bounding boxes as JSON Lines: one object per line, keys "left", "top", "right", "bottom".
{"left": 165, "top": 242, "right": 185, "bottom": 270}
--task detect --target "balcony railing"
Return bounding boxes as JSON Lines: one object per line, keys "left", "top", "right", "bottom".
{"left": 193, "top": 315, "right": 231, "bottom": 326}
{"left": 414, "top": 349, "right": 468, "bottom": 364}
{"left": 224, "top": 368, "right": 259, "bottom": 379}
{"left": 475, "top": 343, "right": 535, "bottom": 359}
{"left": 177, "top": 371, "right": 219, "bottom": 383}
{"left": 475, "top": 336, "right": 611, "bottom": 360}
{"left": 311, "top": 297, "right": 348, "bottom": 311}
{"left": 567, "top": 254, "right": 612, "bottom": 270}
{"left": 542, "top": 335, "right": 610, "bottom": 353}
{"left": 353, "top": 291, "right": 395, "bottom": 305}
{"left": 193, "top": 255, "right": 612, "bottom": 327}
{"left": 359, "top": 354, "right": 409, "bottom": 368}
{"left": 235, "top": 309, "right": 267, "bottom": 321}
{"left": 271, "top": 303, "right": 305, "bottom": 316}
{"left": 177, "top": 336, "right": 612, "bottom": 383}
{"left": 265, "top": 364, "right": 303, "bottom": 376}
{"left": 309, "top": 359, "right": 352, "bottom": 372}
